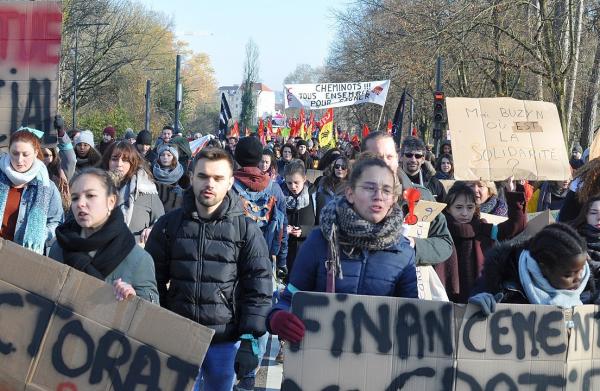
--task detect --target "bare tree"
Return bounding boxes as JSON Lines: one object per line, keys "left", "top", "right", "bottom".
{"left": 239, "top": 39, "right": 260, "bottom": 129}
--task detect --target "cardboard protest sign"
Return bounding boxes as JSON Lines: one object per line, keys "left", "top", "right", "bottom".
{"left": 480, "top": 212, "right": 508, "bottom": 225}
{"left": 403, "top": 200, "right": 445, "bottom": 239}
{"left": 284, "top": 80, "right": 390, "bottom": 109}
{"left": 446, "top": 98, "right": 571, "bottom": 181}
{"left": 305, "top": 169, "right": 322, "bottom": 184}
{"left": 284, "top": 292, "right": 600, "bottom": 390}
{"left": 439, "top": 179, "right": 455, "bottom": 194}
{"left": 514, "top": 209, "right": 556, "bottom": 241}
{"left": 0, "top": 1, "right": 62, "bottom": 146}
{"left": 0, "top": 239, "right": 214, "bottom": 390}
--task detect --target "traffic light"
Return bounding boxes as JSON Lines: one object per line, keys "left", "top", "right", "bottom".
{"left": 433, "top": 91, "right": 446, "bottom": 139}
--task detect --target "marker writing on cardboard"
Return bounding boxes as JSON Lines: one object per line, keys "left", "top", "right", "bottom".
{"left": 0, "top": 291, "right": 198, "bottom": 390}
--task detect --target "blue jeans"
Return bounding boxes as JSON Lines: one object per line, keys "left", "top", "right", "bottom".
{"left": 194, "top": 341, "right": 240, "bottom": 391}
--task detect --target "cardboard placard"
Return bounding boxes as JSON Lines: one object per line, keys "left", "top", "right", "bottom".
{"left": 0, "top": 1, "right": 62, "bottom": 146}
{"left": 446, "top": 97, "right": 571, "bottom": 181}
{"left": 480, "top": 212, "right": 508, "bottom": 225}
{"left": 0, "top": 239, "right": 214, "bottom": 390}
{"left": 514, "top": 209, "right": 556, "bottom": 241}
{"left": 403, "top": 221, "right": 431, "bottom": 239}
{"left": 284, "top": 292, "right": 600, "bottom": 390}
{"left": 305, "top": 169, "right": 323, "bottom": 184}
{"left": 413, "top": 200, "right": 446, "bottom": 223}
{"left": 439, "top": 179, "right": 456, "bottom": 194}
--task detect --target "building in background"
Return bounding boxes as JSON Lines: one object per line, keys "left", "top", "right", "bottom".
{"left": 217, "top": 83, "right": 275, "bottom": 126}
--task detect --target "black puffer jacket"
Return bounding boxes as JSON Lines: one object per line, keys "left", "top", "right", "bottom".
{"left": 145, "top": 188, "right": 272, "bottom": 343}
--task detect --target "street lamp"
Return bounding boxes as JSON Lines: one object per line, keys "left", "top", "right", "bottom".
{"left": 72, "top": 22, "right": 109, "bottom": 130}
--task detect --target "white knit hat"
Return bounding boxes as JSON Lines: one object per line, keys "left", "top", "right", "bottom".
{"left": 75, "top": 130, "right": 95, "bottom": 148}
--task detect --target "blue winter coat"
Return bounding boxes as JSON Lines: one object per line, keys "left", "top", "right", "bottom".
{"left": 267, "top": 228, "right": 418, "bottom": 328}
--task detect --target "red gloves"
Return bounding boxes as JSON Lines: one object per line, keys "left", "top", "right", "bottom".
{"left": 269, "top": 311, "right": 305, "bottom": 343}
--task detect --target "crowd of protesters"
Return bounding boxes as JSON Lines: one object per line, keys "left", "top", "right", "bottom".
{"left": 0, "top": 116, "right": 598, "bottom": 391}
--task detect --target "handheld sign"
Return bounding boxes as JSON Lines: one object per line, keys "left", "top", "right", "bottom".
{"left": 284, "top": 292, "right": 600, "bottom": 390}
{"left": 0, "top": 239, "right": 214, "bottom": 390}
{"left": 446, "top": 97, "right": 571, "bottom": 181}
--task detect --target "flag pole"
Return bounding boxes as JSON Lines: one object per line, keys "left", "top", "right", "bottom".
{"left": 376, "top": 79, "right": 391, "bottom": 131}
{"left": 376, "top": 102, "right": 386, "bottom": 131}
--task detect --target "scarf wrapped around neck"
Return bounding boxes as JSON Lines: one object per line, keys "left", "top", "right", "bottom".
{"left": 117, "top": 169, "right": 158, "bottom": 226}
{"left": 282, "top": 183, "right": 311, "bottom": 211}
{"left": 480, "top": 195, "right": 508, "bottom": 216}
{"left": 518, "top": 249, "right": 589, "bottom": 308}
{"left": 152, "top": 162, "right": 184, "bottom": 185}
{"left": 55, "top": 208, "right": 135, "bottom": 280}
{"left": 0, "top": 154, "right": 51, "bottom": 254}
{"left": 320, "top": 196, "right": 404, "bottom": 251}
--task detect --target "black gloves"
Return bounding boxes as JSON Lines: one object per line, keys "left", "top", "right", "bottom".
{"left": 234, "top": 339, "right": 259, "bottom": 380}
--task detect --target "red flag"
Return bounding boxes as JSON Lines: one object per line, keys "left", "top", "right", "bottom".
{"left": 258, "top": 119, "right": 266, "bottom": 144}
{"left": 290, "top": 117, "right": 300, "bottom": 138}
{"left": 411, "top": 127, "right": 418, "bottom": 137}
{"left": 351, "top": 134, "right": 359, "bottom": 144}
{"left": 362, "top": 124, "right": 370, "bottom": 139}
{"left": 230, "top": 121, "right": 239, "bottom": 138}
{"left": 267, "top": 120, "right": 273, "bottom": 140}
{"left": 386, "top": 120, "right": 392, "bottom": 134}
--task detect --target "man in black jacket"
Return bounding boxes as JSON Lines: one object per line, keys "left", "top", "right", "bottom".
{"left": 145, "top": 147, "right": 272, "bottom": 391}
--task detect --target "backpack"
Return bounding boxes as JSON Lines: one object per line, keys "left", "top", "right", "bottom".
{"left": 233, "top": 180, "right": 285, "bottom": 257}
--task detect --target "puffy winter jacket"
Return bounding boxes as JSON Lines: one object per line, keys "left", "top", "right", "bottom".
{"left": 267, "top": 228, "right": 417, "bottom": 330}
{"left": 145, "top": 188, "right": 273, "bottom": 343}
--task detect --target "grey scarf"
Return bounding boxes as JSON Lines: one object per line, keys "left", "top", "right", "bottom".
{"left": 284, "top": 184, "right": 310, "bottom": 211}
{"left": 320, "top": 196, "right": 405, "bottom": 251}
{"left": 152, "top": 162, "right": 184, "bottom": 185}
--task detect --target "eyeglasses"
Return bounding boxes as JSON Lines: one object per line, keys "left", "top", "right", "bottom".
{"left": 334, "top": 164, "right": 347, "bottom": 170}
{"left": 404, "top": 152, "right": 424, "bottom": 159}
{"left": 357, "top": 183, "right": 394, "bottom": 199}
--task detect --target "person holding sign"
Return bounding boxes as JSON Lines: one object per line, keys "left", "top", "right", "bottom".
{"left": 362, "top": 131, "right": 453, "bottom": 266}
{"left": 50, "top": 168, "right": 159, "bottom": 303}
{"left": 435, "top": 181, "right": 527, "bottom": 303}
{"left": 267, "top": 155, "right": 418, "bottom": 344}
{"left": 469, "top": 223, "right": 597, "bottom": 314}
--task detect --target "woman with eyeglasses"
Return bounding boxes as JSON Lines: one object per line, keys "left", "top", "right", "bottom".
{"left": 267, "top": 154, "right": 417, "bottom": 344}
{"left": 101, "top": 141, "right": 164, "bottom": 245}
{"left": 315, "top": 156, "right": 349, "bottom": 224}
{"left": 279, "top": 159, "right": 316, "bottom": 283}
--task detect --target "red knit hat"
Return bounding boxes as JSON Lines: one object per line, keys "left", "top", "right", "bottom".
{"left": 103, "top": 126, "right": 116, "bottom": 138}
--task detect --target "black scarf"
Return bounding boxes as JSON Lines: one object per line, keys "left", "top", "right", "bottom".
{"left": 320, "top": 196, "right": 405, "bottom": 251}
{"left": 55, "top": 208, "right": 136, "bottom": 280}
